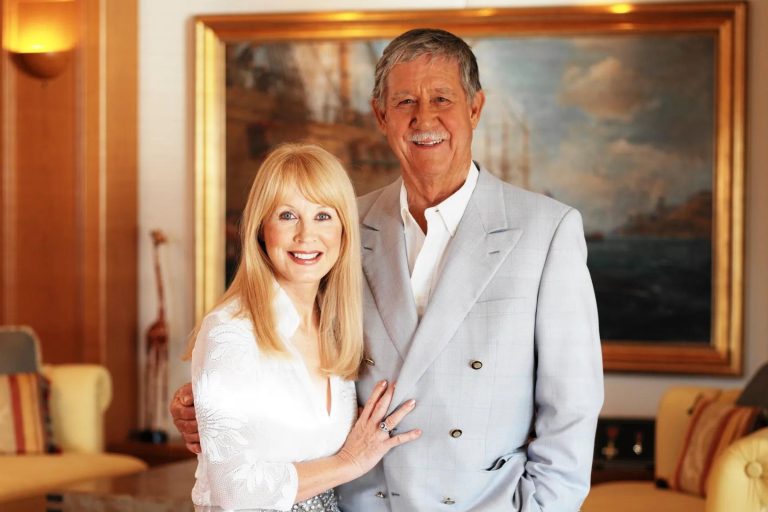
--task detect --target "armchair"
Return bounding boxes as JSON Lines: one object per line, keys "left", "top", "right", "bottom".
{"left": 583, "top": 386, "right": 768, "bottom": 512}
{"left": 0, "top": 327, "right": 147, "bottom": 502}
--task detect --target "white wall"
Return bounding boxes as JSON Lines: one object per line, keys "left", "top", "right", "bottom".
{"left": 139, "top": 0, "right": 768, "bottom": 433}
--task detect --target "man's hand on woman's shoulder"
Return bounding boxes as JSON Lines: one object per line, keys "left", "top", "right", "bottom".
{"left": 170, "top": 382, "right": 201, "bottom": 454}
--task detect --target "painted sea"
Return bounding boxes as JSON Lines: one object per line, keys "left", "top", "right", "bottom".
{"left": 587, "top": 236, "right": 711, "bottom": 343}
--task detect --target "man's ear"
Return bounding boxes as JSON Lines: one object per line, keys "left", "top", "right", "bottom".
{"left": 469, "top": 90, "right": 486, "bottom": 129}
{"left": 371, "top": 99, "right": 387, "bottom": 134}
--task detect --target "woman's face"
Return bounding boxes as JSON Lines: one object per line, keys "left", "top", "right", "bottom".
{"left": 261, "top": 184, "right": 343, "bottom": 294}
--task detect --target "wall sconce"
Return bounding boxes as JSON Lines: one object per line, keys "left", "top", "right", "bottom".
{"left": 3, "top": 0, "right": 77, "bottom": 80}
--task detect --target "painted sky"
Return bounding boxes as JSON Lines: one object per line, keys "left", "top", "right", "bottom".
{"left": 472, "top": 35, "right": 715, "bottom": 233}
{"left": 234, "top": 34, "right": 715, "bottom": 233}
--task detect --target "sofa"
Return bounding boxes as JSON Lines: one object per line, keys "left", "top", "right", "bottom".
{"left": 0, "top": 328, "right": 147, "bottom": 503}
{"left": 583, "top": 385, "right": 768, "bottom": 512}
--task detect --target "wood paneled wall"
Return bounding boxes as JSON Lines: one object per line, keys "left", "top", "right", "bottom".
{"left": 0, "top": 0, "right": 138, "bottom": 444}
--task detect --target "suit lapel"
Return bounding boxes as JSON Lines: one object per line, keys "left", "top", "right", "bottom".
{"left": 393, "top": 169, "right": 523, "bottom": 404}
{"left": 361, "top": 180, "right": 419, "bottom": 359}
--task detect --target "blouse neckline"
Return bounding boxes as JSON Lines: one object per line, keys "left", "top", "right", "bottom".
{"left": 273, "top": 282, "right": 338, "bottom": 419}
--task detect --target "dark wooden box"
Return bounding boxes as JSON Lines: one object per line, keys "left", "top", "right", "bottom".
{"left": 592, "top": 417, "right": 655, "bottom": 484}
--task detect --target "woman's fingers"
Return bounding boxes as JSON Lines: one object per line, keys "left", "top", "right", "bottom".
{"left": 359, "top": 380, "right": 388, "bottom": 422}
{"left": 336, "top": 388, "right": 421, "bottom": 479}
{"left": 387, "top": 428, "right": 422, "bottom": 448}
{"left": 370, "top": 381, "right": 396, "bottom": 427}
{"left": 381, "top": 398, "right": 416, "bottom": 431}
{"left": 360, "top": 381, "right": 418, "bottom": 441}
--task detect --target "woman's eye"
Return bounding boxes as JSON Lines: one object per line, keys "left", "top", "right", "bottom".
{"left": 398, "top": 99, "right": 414, "bottom": 106}
{"left": 316, "top": 212, "right": 332, "bottom": 221}
{"left": 278, "top": 211, "right": 296, "bottom": 220}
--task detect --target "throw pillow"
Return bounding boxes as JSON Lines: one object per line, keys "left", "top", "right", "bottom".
{"left": 671, "top": 396, "right": 759, "bottom": 496}
{"left": 0, "top": 372, "right": 57, "bottom": 454}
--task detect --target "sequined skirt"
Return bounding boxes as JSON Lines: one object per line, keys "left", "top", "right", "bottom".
{"left": 193, "top": 488, "right": 339, "bottom": 512}
{"left": 290, "top": 489, "right": 339, "bottom": 512}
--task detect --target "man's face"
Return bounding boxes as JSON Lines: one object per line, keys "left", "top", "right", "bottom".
{"left": 372, "top": 54, "right": 484, "bottom": 183}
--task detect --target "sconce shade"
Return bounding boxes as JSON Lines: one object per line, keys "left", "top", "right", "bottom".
{"left": 10, "top": 51, "right": 70, "bottom": 79}
{"left": 4, "top": 0, "right": 77, "bottom": 79}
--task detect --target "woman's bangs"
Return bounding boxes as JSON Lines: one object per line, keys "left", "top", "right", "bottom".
{"left": 293, "top": 164, "right": 346, "bottom": 214}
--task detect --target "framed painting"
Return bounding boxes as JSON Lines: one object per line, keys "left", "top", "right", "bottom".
{"left": 194, "top": 2, "right": 746, "bottom": 375}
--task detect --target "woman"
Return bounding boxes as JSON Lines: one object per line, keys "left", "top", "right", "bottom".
{"left": 186, "top": 144, "right": 420, "bottom": 511}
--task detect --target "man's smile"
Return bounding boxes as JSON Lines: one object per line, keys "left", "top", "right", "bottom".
{"left": 409, "top": 132, "right": 449, "bottom": 148}
{"left": 413, "top": 139, "right": 443, "bottom": 147}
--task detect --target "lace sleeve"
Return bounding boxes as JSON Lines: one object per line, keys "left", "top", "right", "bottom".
{"left": 192, "top": 314, "right": 299, "bottom": 511}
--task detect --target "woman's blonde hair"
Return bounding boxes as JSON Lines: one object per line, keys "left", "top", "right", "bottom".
{"left": 185, "top": 143, "right": 363, "bottom": 379}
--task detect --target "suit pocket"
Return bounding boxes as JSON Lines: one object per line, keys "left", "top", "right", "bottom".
{"left": 485, "top": 448, "right": 526, "bottom": 471}
{"left": 471, "top": 297, "right": 530, "bottom": 317}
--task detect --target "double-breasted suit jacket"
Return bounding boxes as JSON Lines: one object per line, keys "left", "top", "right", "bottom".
{"left": 337, "top": 167, "right": 604, "bottom": 511}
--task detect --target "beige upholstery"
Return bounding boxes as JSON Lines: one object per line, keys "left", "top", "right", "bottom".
{"left": 706, "top": 428, "right": 768, "bottom": 512}
{"left": 583, "top": 481, "right": 705, "bottom": 512}
{"left": 43, "top": 364, "right": 113, "bottom": 453}
{"left": 583, "top": 386, "right": 767, "bottom": 512}
{"left": 0, "top": 361, "right": 146, "bottom": 502}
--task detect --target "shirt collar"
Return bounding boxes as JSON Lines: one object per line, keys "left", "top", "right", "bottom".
{"left": 399, "top": 162, "right": 479, "bottom": 236}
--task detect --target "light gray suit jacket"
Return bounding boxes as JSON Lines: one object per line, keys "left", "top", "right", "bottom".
{"left": 337, "top": 167, "right": 604, "bottom": 511}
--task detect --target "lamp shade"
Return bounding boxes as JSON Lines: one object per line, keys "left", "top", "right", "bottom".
{"left": 10, "top": 51, "right": 70, "bottom": 79}
{"left": 4, "top": 0, "right": 77, "bottom": 79}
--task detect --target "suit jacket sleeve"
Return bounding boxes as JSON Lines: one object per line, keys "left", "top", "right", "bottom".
{"left": 520, "top": 207, "right": 604, "bottom": 511}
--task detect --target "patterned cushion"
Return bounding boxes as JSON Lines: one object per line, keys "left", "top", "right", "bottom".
{"left": 671, "top": 396, "right": 758, "bottom": 496}
{"left": 0, "top": 372, "right": 57, "bottom": 454}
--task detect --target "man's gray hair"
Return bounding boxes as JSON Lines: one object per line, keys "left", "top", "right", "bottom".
{"left": 372, "top": 28, "right": 482, "bottom": 109}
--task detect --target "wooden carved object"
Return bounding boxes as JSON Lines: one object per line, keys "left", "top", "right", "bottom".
{"left": 144, "top": 229, "right": 169, "bottom": 439}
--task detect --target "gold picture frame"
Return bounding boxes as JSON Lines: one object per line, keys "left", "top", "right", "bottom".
{"left": 194, "top": 2, "right": 746, "bottom": 375}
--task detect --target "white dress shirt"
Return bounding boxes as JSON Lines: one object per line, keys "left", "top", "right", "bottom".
{"left": 191, "top": 285, "right": 357, "bottom": 511}
{"left": 400, "top": 163, "right": 479, "bottom": 316}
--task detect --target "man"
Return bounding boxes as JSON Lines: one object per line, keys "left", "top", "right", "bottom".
{"left": 172, "top": 28, "right": 603, "bottom": 511}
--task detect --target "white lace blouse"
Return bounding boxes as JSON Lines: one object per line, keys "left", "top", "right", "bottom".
{"left": 190, "top": 287, "right": 357, "bottom": 511}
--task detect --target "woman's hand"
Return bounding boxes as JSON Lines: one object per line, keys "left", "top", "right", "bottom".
{"left": 335, "top": 380, "right": 421, "bottom": 478}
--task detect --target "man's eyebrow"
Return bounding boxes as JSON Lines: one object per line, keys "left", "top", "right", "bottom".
{"left": 390, "top": 86, "right": 458, "bottom": 98}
